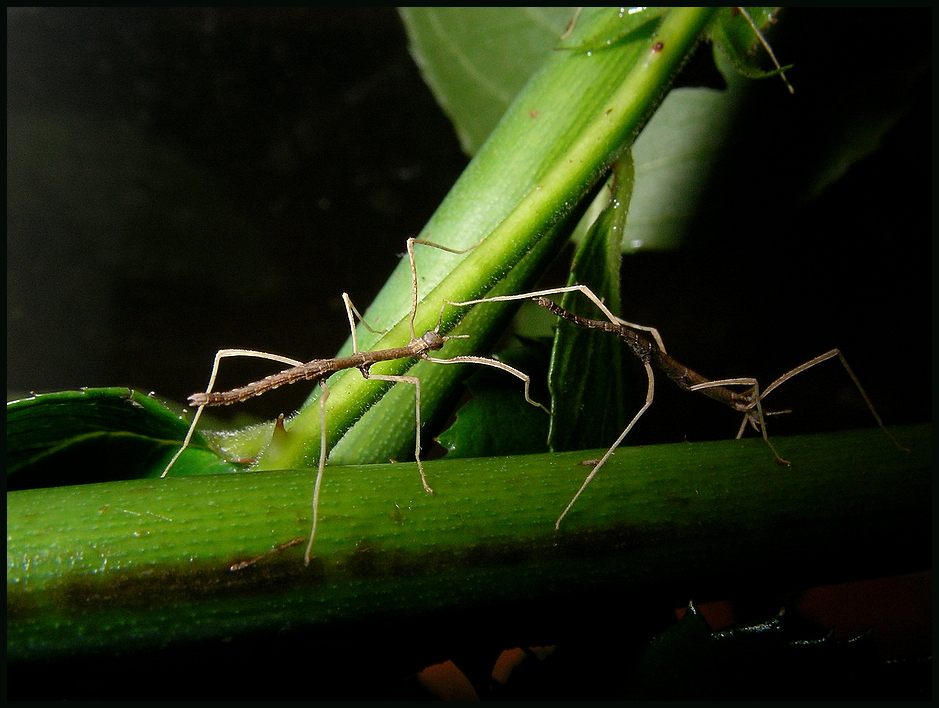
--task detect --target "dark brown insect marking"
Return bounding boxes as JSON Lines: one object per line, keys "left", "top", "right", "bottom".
{"left": 652, "top": 41, "right": 664, "bottom": 52}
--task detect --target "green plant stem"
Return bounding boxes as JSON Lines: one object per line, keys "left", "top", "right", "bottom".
{"left": 9, "top": 424, "right": 929, "bottom": 662}
{"left": 256, "top": 8, "right": 718, "bottom": 471}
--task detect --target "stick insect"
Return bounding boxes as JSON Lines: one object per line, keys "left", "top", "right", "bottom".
{"left": 451, "top": 284, "right": 906, "bottom": 529}
{"left": 162, "top": 237, "right": 548, "bottom": 565}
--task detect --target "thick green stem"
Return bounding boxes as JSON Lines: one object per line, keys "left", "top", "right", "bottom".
{"left": 9, "top": 424, "right": 929, "bottom": 663}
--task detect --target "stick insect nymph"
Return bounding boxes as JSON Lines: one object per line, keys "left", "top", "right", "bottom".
{"left": 162, "top": 237, "right": 548, "bottom": 565}
{"left": 450, "top": 284, "right": 907, "bottom": 529}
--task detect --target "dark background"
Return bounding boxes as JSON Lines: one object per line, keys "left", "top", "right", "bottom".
{"left": 8, "top": 8, "right": 931, "bottom": 440}
{"left": 8, "top": 7, "right": 930, "bottom": 444}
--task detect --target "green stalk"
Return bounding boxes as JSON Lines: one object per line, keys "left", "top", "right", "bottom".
{"left": 255, "top": 8, "right": 718, "bottom": 470}
{"left": 9, "top": 424, "right": 929, "bottom": 663}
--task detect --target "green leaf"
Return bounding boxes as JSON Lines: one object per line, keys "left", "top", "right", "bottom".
{"left": 549, "top": 156, "right": 633, "bottom": 451}
{"left": 399, "top": 7, "right": 579, "bottom": 155}
{"left": 436, "top": 385, "right": 548, "bottom": 458}
{"left": 6, "top": 388, "right": 239, "bottom": 488}
{"left": 623, "top": 63, "right": 752, "bottom": 252}
{"left": 622, "top": 7, "right": 786, "bottom": 252}
{"left": 436, "top": 340, "right": 551, "bottom": 458}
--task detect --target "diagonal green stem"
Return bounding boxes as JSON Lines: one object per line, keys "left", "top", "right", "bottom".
{"left": 256, "top": 8, "right": 718, "bottom": 471}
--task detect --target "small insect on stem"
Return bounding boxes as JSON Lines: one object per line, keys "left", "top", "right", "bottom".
{"left": 162, "top": 237, "right": 548, "bottom": 566}
{"left": 451, "top": 284, "right": 907, "bottom": 529}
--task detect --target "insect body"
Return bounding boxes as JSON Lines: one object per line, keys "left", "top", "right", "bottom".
{"left": 451, "top": 285, "right": 905, "bottom": 528}
{"left": 162, "top": 238, "right": 547, "bottom": 565}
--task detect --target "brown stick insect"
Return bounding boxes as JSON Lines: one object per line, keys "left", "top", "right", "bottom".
{"left": 161, "top": 237, "right": 548, "bottom": 565}
{"left": 450, "top": 284, "right": 906, "bottom": 529}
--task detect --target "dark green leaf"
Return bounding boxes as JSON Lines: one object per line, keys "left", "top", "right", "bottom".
{"left": 549, "top": 157, "right": 633, "bottom": 451}
{"left": 6, "top": 388, "right": 238, "bottom": 488}
{"left": 437, "top": 340, "right": 551, "bottom": 458}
